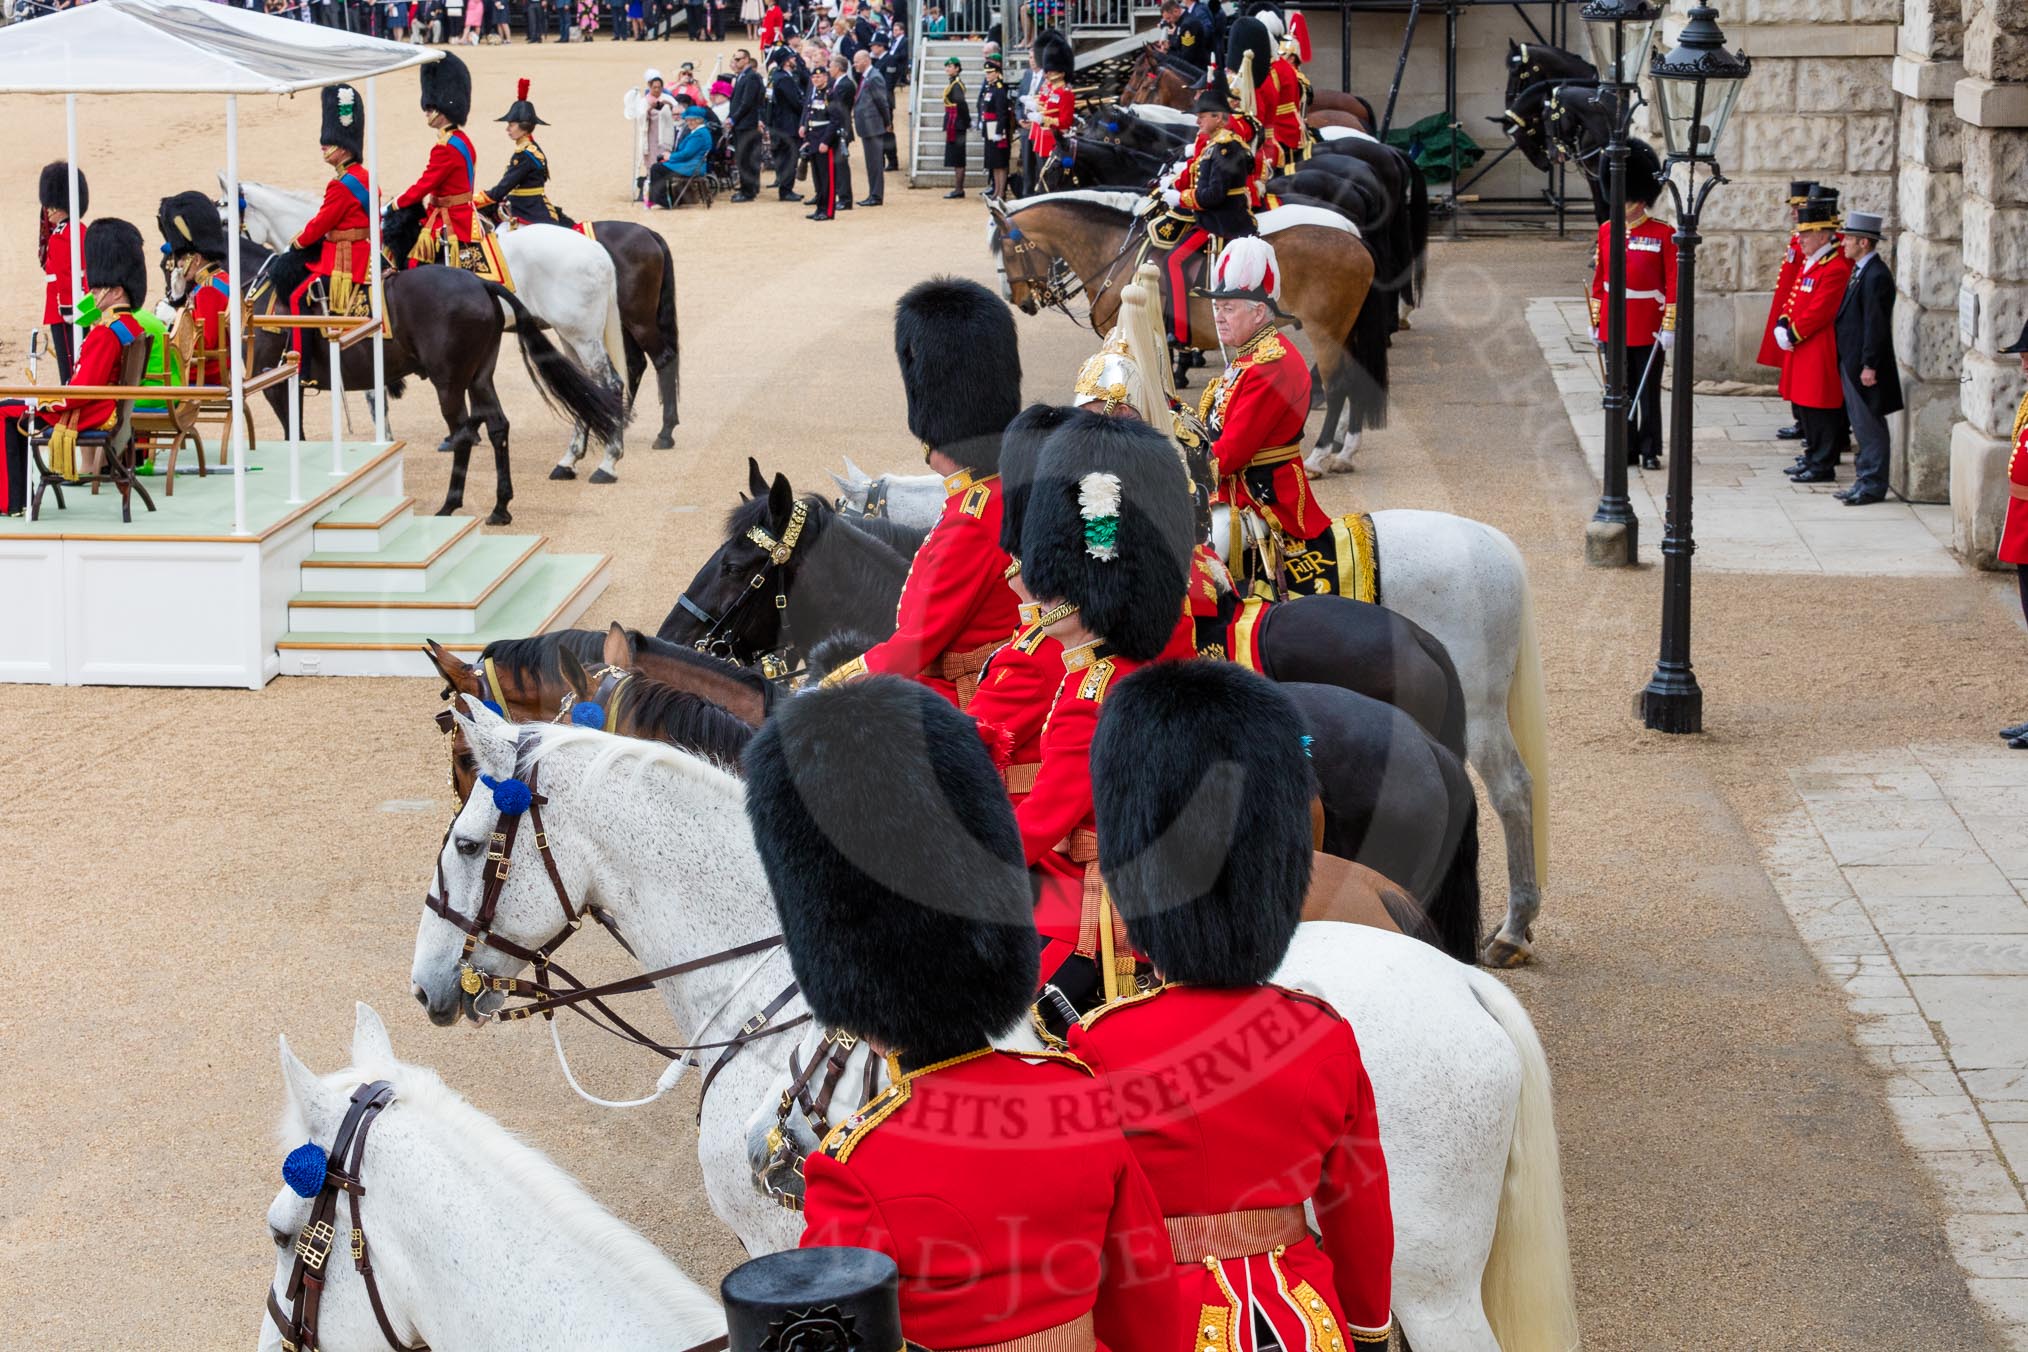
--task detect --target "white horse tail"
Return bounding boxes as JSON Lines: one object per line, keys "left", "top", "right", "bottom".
{"left": 603, "top": 284, "right": 626, "bottom": 379}
{"left": 1504, "top": 536, "right": 1550, "bottom": 886}
{"left": 1467, "top": 967, "right": 1580, "bottom": 1352}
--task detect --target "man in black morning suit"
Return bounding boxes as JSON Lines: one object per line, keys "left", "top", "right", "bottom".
{"left": 1832, "top": 210, "right": 1903, "bottom": 507}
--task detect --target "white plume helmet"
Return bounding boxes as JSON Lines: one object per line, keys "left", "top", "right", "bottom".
{"left": 1207, "top": 236, "right": 1283, "bottom": 305}
{"left": 1256, "top": 8, "right": 1285, "bottom": 39}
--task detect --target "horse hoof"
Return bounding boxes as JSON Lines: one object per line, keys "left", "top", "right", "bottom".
{"left": 487, "top": 509, "right": 512, "bottom": 526}
{"left": 436, "top": 439, "right": 453, "bottom": 454}
{"left": 549, "top": 466, "right": 576, "bottom": 481}
{"left": 588, "top": 469, "right": 618, "bottom": 485}
{"left": 435, "top": 503, "right": 458, "bottom": 517}
{"left": 1480, "top": 933, "right": 1533, "bottom": 968}
{"left": 652, "top": 433, "right": 675, "bottom": 450}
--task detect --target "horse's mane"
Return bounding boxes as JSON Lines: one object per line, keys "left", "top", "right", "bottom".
{"left": 620, "top": 676, "right": 755, "bottom": 769}
{"left": 837, "top": 511, "right": 927, "bottom": 559}
{"left": 1004, "top": 189, "right": 1144, "bottom": 219}
{"left": 519, "top": 719, "right": 747, "bottom": 806}
{"left": 286, "top": 1057, "right": 723, "bottom": 1332}
{"left": 481, "top": 629, "right": 775, "bottom": 706}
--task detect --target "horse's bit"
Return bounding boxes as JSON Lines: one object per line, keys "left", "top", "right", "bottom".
{"left": 669, "top": 497, "right": 809, "bottom": 680}
{"left": 753, "top": 1028, "right": 882, "bottom": 1213}
{"left": 997, "top": 218, "right": 1089, "bottom": 322}
{"left": 265, "top": 1081, "right": 423, "bottom": 1352}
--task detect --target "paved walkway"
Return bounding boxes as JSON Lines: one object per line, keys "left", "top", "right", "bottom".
{"left": 1526, "top": 297, "right": 1962, "bottom": 576}
{"left": 1769, "top": 744, "right": 2028, "bottom": 1347}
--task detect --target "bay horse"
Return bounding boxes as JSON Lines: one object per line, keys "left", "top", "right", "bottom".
{"left": 1121, "top": 43, "right": 1375, "bottom": 128}
{"left": 986, "top": 189, "right": 1384, "bottom": 456}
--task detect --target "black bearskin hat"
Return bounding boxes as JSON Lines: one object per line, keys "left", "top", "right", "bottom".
{"left": 39, "top": 161, "right": 88, "bottom": 216}
{"left": 1192, "top": 70, "right": 1236, "bottom": 117}
{"left": 158, "top": 191, "right": 229, "bottom": 264}
{"left": 499, "top": 77, "right": 548, "bottom": 126}
{"left": 84, "top": 217, "right": 148, "bottom": 308}
{"left": 1019, "top": 414, "right": 1192, "bottom": 661}
{"left": 744, "top": 676, "right": 1037, "bottom": 1063}
{"left": 1624, "top": 138, "right": 1664, "bottom": 208}
{"left": 320, "top": 84, "right": 366, "bottom": 160}
{"left": 893, "top": 277, "right": 1023, "bottom": 473}
{"left": 419, "top": 51, "right": 472, "bottom": 125}
{"left": 1226, "top": 15, "right": 1276, "bottom": 92}
{"left": 998, "top": 403, "right": 1077, "bottom": 558}
{"left": 1034, "top": 27, "right": 1073, "bottom": 77}
{"left": 1092, "top": 661, "right": 1313, "bottom": 986}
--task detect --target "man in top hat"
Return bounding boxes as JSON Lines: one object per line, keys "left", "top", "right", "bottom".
{"left": 745, "top": 676, "right": 1183, "bottom": 1350}
{"left": 821, "top": 279, "right": 1026, "bottom": 701}
{"left": 2, "top": 218, "right": 152, "bottom": 511}
{"left": 1832, "top": 210, "right": 1901, "bottom": 506}
{"left": 977, "top": 51, "right": 1014, "bottom": 200}
{"left": 765, "top": 46, "right": 807, "bottom": 202}
{"left": 395, "top": 53, "right": 478, "bottom": 268}
{"left": 38, "top": 162, "right": 88, "bottom": 384}
{"left": 477, "top": 80, "right": 573, "bottom": 226}
{"left": 1074, "top": 659, "right": 1395, "bottom": 1349}
{"left": 1773, "top": 190, "right": 1852, "bottom": 484}
{"left": 289, "top": 86, "right": 374, "bottom": 333}
{"left": 1587, "top": 138, "right": 1675, "bottom": 472}
{"left": 1027, "top": 28, "right": 1076, "bottom": 188}
{"left": 1017, "top": 413, "right": 1194, "bottom": 1013}
{"left": 1995, "top": 322, "right": 2028, "bottom": 748}
{"left": 1759, "top": 179, "right": 1819, "bottom": 441}
{"left": 157, "top": 192, "right": 234, "bottom": 389}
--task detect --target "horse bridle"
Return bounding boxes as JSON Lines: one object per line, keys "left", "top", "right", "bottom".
{"left": 266, "top": 1081, "right": 422, "bottom": 1352}
{"left": 996, "top": 215, "right": 1087, "bottom": 320}
{"left": 669, "top": 498, "right": 810, "bottom": 680}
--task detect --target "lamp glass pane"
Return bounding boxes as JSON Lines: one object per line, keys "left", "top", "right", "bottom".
{"left": 1584, "top": 16, "right": 1622, "bottom": 82}
{"left": 1618, "top": 16, "right": 1661, "bottom": 83}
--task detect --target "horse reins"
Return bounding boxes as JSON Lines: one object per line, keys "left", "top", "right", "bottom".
{"left": 671, "top": 498, "right": 809, "bottom": 680}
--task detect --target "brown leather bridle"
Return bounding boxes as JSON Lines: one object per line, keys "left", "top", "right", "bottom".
{"left": 265, "top": 1081, "right": 422, "bottom": 1352}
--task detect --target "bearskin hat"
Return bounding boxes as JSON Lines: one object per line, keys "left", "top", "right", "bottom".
{"left": 998, "top": 403, "right": 1078, "bottom": 558}
{"left": 1226, "top": 15, "right": 1276, "bottom": 92}
{"left": 157, "top": 191, "right": 229, "bottom": 264}
{"left": 1034, "top": 27, "right": 1073, "bottom": 77}
{"left": 1092, "top": 661, "right": 1313, "bottom": 986}
{"left": 1019, "top": 414, "right": 1192, "bottom": 661}
{"left": 1624, "top": 138, "right": 1664, "bottom": 209}
{"left": 39, "top": 161, "right": 87, "bottom": 216}
{"left": 419, "top": 51, "right": 472, "bottom": 125}
{"left": 893, "top": 277, "right": 1023, "bottom": 474}
{"left": 84, "top": 217, "right": 148, "bottom": 309}
{"left": 499, "top": 77, "right": 548, "bottom": 126}
{"left": 743, "top": 676, "right": 1037, "bottom": 1063}
{"left": 320, "top": 84, "right": 366, "bottom": 160}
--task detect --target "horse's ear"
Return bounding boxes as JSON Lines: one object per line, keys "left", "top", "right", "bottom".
{"left": 558, "top": 645, "right": 594, "bottom": 699}
{"left": 768, "top": 472, "right": 794, "bottom": 521}
{"left": 603, "top": 622, "right": 635, "bottom": 670}
{"left": 747, "top": 457, "right": 769, "bottom": 499}
{"left": 841, "top": 454, "right": 869, "bottom": 485}
{"left": 452, "top": 697, "right": 518, "bottom": 778}
{"left": 351, "top": 1003, "right": 397, "bottom": 1070}
{"left": 278, "top": 1036, "right": 341, "bottom": 1137}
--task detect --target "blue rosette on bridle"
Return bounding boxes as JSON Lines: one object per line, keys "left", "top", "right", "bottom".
{"left": 569, "top": 700, "right": 606, "bottom": 729}
{"left": 480, "top": 773, "right": 533, "bottom": 815}
{"left": 282, "top": 1142, "right": 329, "bottom": 1198}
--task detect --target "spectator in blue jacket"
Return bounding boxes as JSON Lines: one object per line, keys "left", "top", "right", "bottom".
{"left": 648, "top": 103, "right": 717, "bottom": 207}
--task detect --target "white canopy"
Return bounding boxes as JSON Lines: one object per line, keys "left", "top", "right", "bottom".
{"left": 0, "top": 0, "right": 439, "bottom": 95}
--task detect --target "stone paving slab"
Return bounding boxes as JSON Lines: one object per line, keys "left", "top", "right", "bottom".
{"left": 1527, "top": 297, "right": 1967, "bottom": 577}
{"left": 1769, "top": 746, "right": 2028, "bottom": 1347}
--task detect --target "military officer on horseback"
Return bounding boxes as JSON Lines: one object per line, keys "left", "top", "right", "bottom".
{"left": 476, "top": 79, "right": 575, "bottom": 227}
{"left": 1150, "top": 73, "right": 1265, "bottom": 344}
{"left": 819, "top": 279, "right": 1025, "bottom": 704}
{"left": 287, "top": 85, "right": 374, "bottom": 332}
{"left": 395, "top": 54, "right": 483, "bottom": 270}
{"left": 1027, "top": 28, "right": 1077, "bottom": 191}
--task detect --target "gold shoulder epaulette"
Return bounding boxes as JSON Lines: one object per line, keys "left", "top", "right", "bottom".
{"left": 1005, "top": 1046, "right": 1094, "bottom": 1076}
{"left": 818, "top": 1079, "right": 913, "bottom": 1164}
{"left": 1248, "top": 332, "right": 1287, "bottom": 363}
{"left": 1077, "top": 983, "right": 1165, "bottom": 1029}
{"left": 961, "top": 482, "right": 993, "bottom": 519}
{"left": 1012, "top": 622, "right": 1048, "bottom": 655}
{"left": 1270, "top": 983, "right": 1345, "bottom": 1021}
{"left": 1078, "top": 657, "right": 1118, "bottom": 702}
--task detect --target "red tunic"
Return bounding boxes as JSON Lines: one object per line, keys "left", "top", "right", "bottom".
{"left": 186, "top": 272, "right": 233, "bottom": 385}
{"left": 854, "top": 471, "right": 1023, "bottom": 704}
{"left": 1070, "top": 984, "right": 1395, "bottom": 1348}
{"left": 293, "top": 165, "right": 375, "bottom": 283}
{"left": 1588, "top": 212, "right": 1677, "bottom": 347}
{"left": 19, "top": 310, "right": 132, "bottom": 432}
{"left": 1778, "top": 243, "right": 1850, "bottom": 411}
{"left": 968, "top": 621, "right": 1063, "bottom": 809}
{"left": 1203, "top": 327, "right": 1327, "bottom": 541}
{"left": 40, "top": 218, "right": 85, "bottom": 327}
{"left": 1999, "top": 397, "right": 2028, "bottom": 567}
{"left": 802, "top": 1047, "right": 1184, "bottom": 1352}
{"left": 1265, "top": 58, "right": 1305, "bottom": 161}
{"left": 1031, "top": 77, "right": 1075, "bottom": 158}
{"left": 1756, "top": 229, "right": 1804, "bottom": 370}
{"left": 397, "top": 129, "right": 478, "bottom": 247}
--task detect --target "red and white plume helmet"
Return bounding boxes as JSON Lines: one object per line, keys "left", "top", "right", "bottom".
{"left": 1209, "top": 237, "right": 1282, "bottom": 304}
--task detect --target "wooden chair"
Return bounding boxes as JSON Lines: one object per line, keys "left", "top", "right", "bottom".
{"left": 28, "top": 338, "right": 156, "bottom": 524}
{"left": 129, "top": 316, "right": 259, "bottom": 493}
{"left": 129, "top": 396, "right": 203, "bottom": 496}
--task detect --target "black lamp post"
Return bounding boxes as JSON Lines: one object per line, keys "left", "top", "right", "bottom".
{"left": 1579, "top": 0, "right": 1662, "bottom": 567}
{"left": 1635, "top": 4, "right": 1750, "bottom": 733}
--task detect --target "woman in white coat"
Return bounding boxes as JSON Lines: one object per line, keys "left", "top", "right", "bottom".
{"left": 624, "top": 70, "right": 681, "bottom": 201}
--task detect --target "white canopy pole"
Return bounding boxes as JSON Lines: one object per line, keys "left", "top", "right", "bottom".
{"left": 367, "top": 74, "right": 387, "bottom": 445}
{"left": 226, "top": 93, "right": 249, "bottom": 536}
{"left": 64, "top": 97, "right": 81, "bottom": 376}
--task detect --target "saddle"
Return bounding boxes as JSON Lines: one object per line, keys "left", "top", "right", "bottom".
{"left": 440, "top": 232, "right": 516, "bottom": 291}
{"left": 1219, "top": 508, "right": 1380, "bottom": 606}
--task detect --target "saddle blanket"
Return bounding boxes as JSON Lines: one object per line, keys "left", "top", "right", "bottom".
{"left": 1259, "top": 203, "right": 1360, "bottom": 238}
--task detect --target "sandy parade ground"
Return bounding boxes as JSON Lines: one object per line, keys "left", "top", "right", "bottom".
{"left": 2, "top": 33, "right": 2025, "bottom": 1351}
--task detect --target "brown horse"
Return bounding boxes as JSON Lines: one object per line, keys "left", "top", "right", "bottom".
{"left": 986, "top": 189, "right": 1383, "bottom": 454}
{"left": 1121, "top": 45, "right": 1373, "bottom": 129}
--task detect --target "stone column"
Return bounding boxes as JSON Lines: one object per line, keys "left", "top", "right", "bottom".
{"left": 1889, "top": 0, "right": 1964, "bottom": 502}
{"left": 1946, "top": 0, "right": 2028, "bottom": 565}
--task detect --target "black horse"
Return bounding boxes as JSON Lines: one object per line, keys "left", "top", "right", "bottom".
{"left": 244, "top": 218, "right": 625, "bottom": 525}
{"left": 1497, "top": 39, "right": 1610, "bottom": 223}
{"left": 661, "top": 463, "right": 1482, "bottom": 961}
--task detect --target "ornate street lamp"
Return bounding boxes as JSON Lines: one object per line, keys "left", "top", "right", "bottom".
{"left": 1579, "top": 0, "right": 1662, "bottom": 567}
{"left": 1635, "top": 4, "right": 1750, "bottom": 734}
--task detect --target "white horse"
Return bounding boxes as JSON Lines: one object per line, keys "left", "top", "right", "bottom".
{"left": 410, "top": 707, "right": 1580, "bottom": 1352}
{"left": 263, "top": 1002, "right": 727, "bottom": 1352}
{"left": 230, "top": 177, "right": 630, "bottom": 484}
{"left": 830, "top": 461, "right": 1552, "bottom": 967}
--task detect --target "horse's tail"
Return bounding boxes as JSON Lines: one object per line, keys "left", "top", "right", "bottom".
{"left": 654, "top": 230, "right": 681, "bottom": 424}
{"left": 602, "top": 280, "right": 626, "bottom": 381}
{"left": 1412, "top": 622, "right": 1469, "bottom": 763}
{"left": 1407, "top": 165, "right": 1430, "bottom": 308}
{"left": 484, "top": 281, "right": 626, "bottom": 446}
{"left": 1342, "top": 257, "right": 1391, "bottom": 431}
{"left": 1426, "top": 745, "right": 1481, "bottom": 964}
{"left": 1506, "top": 538, "right": 1550, "bottom": 886}
{"left": 1466, "top": 967, "right": 1581, "bottom": 1352}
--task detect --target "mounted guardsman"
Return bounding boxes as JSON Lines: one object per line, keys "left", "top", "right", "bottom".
{"left": 1016, "top": 412, "right": 1194, "bottom": 1019}
{"left": 476, "top": 79, "right": 575, "bottom": 227}
{"left": 1760, "top": 178, "right": 1819, "bottom": 442}
{"left": 288, "top": 85, "right": 374, "bottom": 333}
{"left": 1076, "top": 658, "right": 1396, "bottom": 1349}
{"left": 1774, "top": 187, "right": 1852, "bottom": 484}
{"left": 1587, "top": 138, "right": 1675, "bottom": 471}
{"left": 1249, "top": 5, "right": 1308, "bottom": 165}
{"left": 395, "top": 53, "right": 479, "bottom": 268}
{"left": 1282, "top": 7, "right": 1316, "bottom": 142}
{"left": 1226, "top": 14, "right": 1285, "bottom": 178}
{"left": 156, "top": 191, "right": 234, "bottom": 388}
{"left": 742, "top": 675, "right": 1185, "bottom": 1351}
{"left": 1152, "top": 71, "right": 1261, "bottom": 344}
{"left": 819, "top": 278, "right": 1024, "bottom": 704}
{"left": 1027, "top": 28, "right": 1077, "bottom": 188}
{"left": 38, "top": 162, "right": 88, "bottom": 383}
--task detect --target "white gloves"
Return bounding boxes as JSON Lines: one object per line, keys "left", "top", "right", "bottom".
{"left": 1020, "top": 94, "right": 1039, "bottom": 122}
{"left": 1658, "top": 330, "right": 1675, "bottom": 352}
{"left": 1161, "top": 187, "right": 1183, "bottom": 207}
{"left": 1773, "top": 324, "right": 1795, "bottom": 352}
